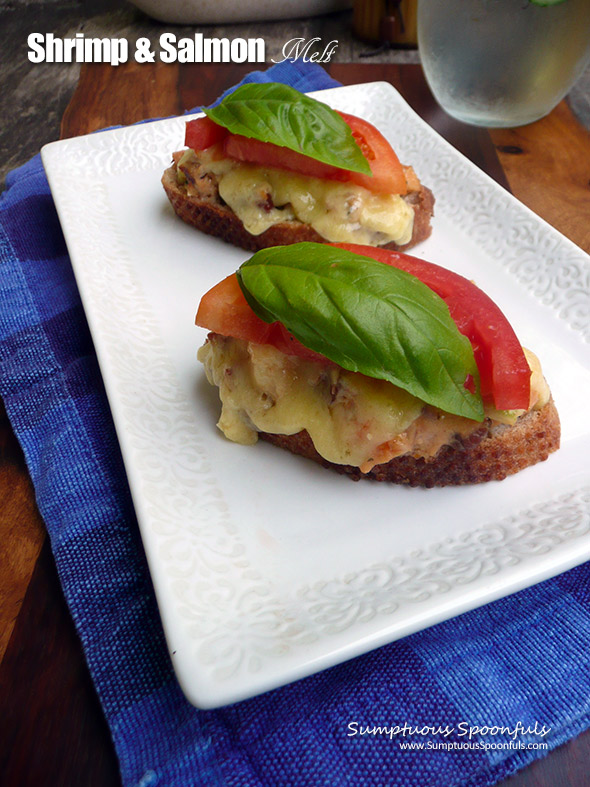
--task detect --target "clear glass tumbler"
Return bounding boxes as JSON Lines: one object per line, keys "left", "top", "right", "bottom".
{"left": 417, "top": 0, "right": 590, "bottom": 127}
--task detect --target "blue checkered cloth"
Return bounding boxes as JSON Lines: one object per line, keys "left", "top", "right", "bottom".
{"left": 2, "top": 60, "right": 590, "bottom": 787}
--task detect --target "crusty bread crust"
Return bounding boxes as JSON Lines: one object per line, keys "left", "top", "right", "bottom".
{"left": 259, "top": 399, "right": 560, "bottom": 486}
{"left": 162, "top": 164, "right": 434, "bottom": 253}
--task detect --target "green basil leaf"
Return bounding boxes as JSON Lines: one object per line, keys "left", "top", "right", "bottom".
{"left": 237, "top": 243, "right": 485, "bottom": 421}
{"left": 204, "top": 82, "right": 372, "bottom": 176}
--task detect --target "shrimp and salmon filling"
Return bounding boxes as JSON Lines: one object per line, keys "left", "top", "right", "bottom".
{"left": 198, "top": 334, "right": 550, "bottom": 474}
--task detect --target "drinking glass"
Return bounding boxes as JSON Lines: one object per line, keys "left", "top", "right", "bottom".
{"left": 417, "top": 0, "right": 590, "bottom": 127}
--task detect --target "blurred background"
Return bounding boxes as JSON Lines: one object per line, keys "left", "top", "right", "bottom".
{"left": 1, "top": 0, "right": 589, "bottom": 188}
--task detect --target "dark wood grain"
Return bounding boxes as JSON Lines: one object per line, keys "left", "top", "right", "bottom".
{"left": 491, "top": 100, "right": 590, "bottom": 252}
{"left": 0, "top": 540, "right": 119, "bottom": 787}
{"left": 2, "top": 61, "right": 590, "bottom": 787}
{"left": 60, "top": 61, "right": 183, "bottom": 138}
{"left": 0, "top": 401, "right": 45, "bottom": 661}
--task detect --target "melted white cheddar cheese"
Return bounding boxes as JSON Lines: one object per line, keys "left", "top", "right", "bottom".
{"left": 198, "top": 336, "right": 550, "bottom": 473}
{"left": 200, "top": 153, "right": 414, "bottom": 247}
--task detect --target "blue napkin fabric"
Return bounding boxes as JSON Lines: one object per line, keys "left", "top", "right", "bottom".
{"left": 2, "top": 60, "right": 590, "bottom": 787}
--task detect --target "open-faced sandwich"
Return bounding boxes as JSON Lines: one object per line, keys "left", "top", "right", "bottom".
{"left": 162, "top": 83, "right": 434, "bottom": 252}
{"left": 195, "top": 243, "right": 559, "bottom": 486}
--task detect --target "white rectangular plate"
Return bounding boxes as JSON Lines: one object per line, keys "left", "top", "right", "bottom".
{"left": 42, "top": 82, "right": 590, "bottom": 709}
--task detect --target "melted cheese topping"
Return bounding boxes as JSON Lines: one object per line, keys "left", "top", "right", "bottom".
{"left": 200, "top": 153, "right": 414, "bottom": 246}
{"left": 198, "top": 336, "right": 550, "bottom": 473}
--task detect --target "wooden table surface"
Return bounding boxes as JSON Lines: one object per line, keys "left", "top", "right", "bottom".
{"left": 2, "top": 61, "right": 590, "bottom": 786}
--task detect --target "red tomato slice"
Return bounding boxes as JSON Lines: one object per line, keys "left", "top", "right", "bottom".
{"left": 184, "top": 111, "right": 406, "bottom": 194}
{"left": 196, "top": 246, "right": 531, "bottom": 411}
{"left": 196, "top": 274, "right": 328, "bottom": 365}
{"left": 223, "top": 134, "right": 351, "bottom": 183}
{"left": 185, "top": 116, "right": 228, "bottom": 151}
{"left": 333, "top": 244, "right": 531, "bottom": 411}
{"left": 336, "top": 111, "right": 407, "bottom": 194}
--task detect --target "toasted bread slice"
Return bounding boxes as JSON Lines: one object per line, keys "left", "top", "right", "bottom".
{"left": 162, "top": 161, "right": 434, "bottom": 253}
{"left": 260, "top": 399, "right": 560, "bottom": 486}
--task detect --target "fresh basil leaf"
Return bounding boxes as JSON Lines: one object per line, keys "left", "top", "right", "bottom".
{"left": 237, "top": 244, "right": 484, "bottom": 422}
{"left": 204, "top": 82, "right": 372, "bottom": 176}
